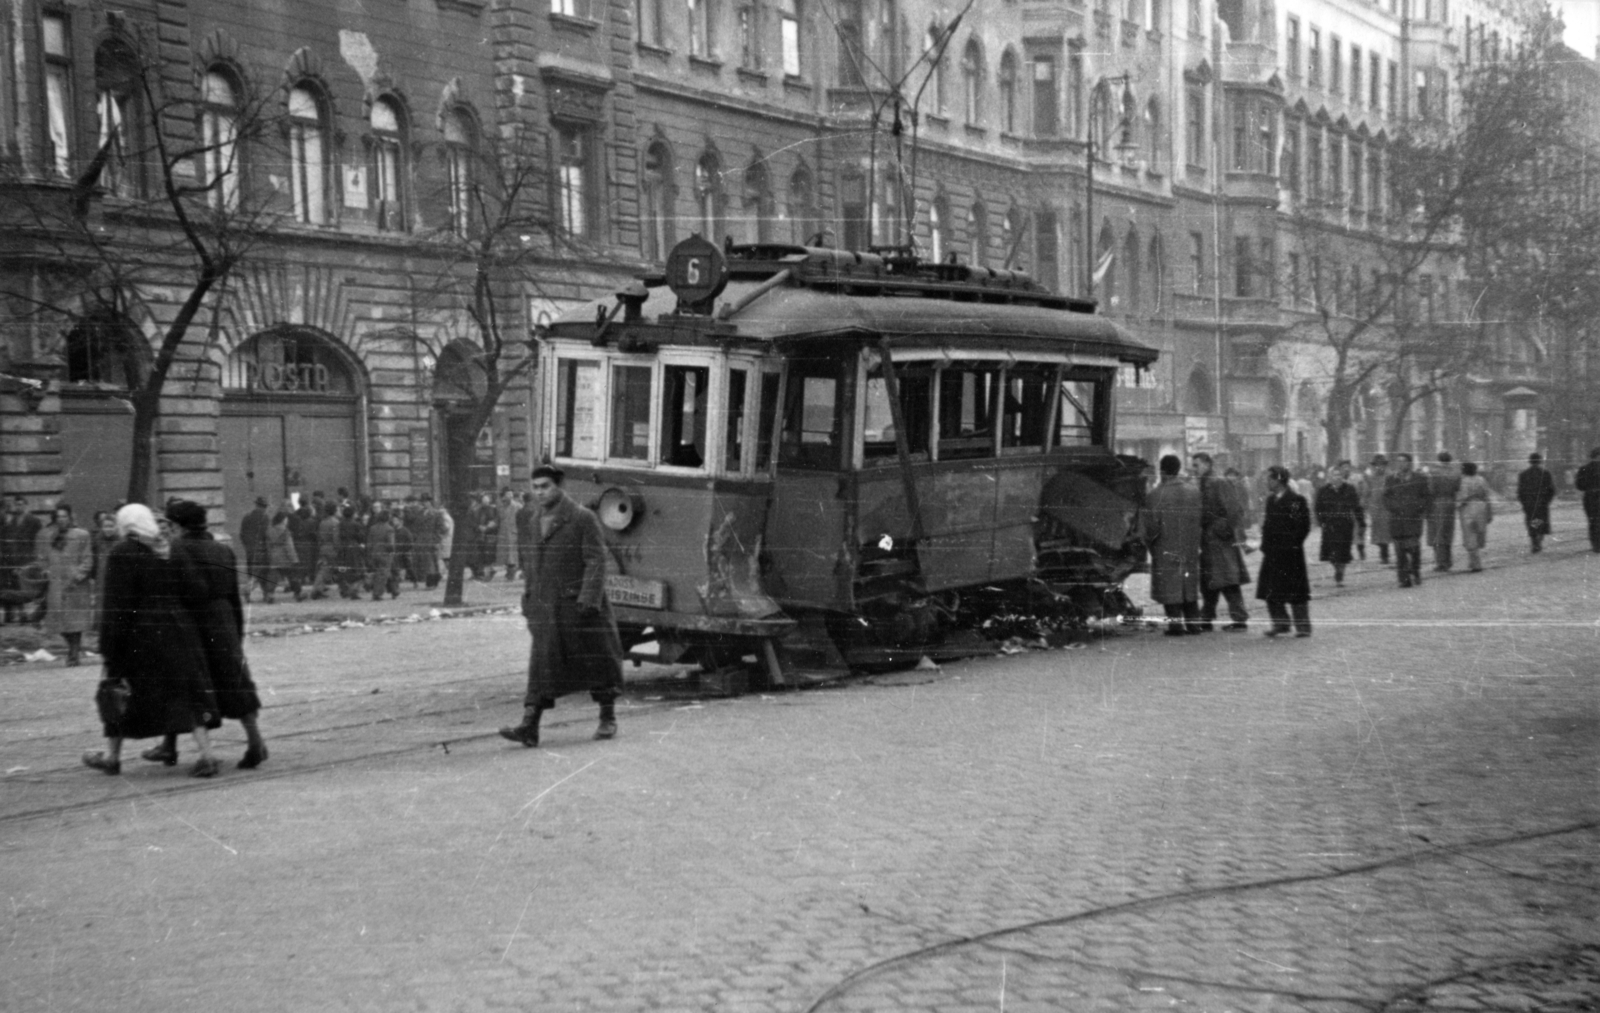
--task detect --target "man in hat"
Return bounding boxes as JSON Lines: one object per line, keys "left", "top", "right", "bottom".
{"left": 499, "top": 465, "right": 623, "bottom": 747}
{"left": 1382, "top": 453, "right": 1430, "bottom": 588}
{"left": 1516, "top": 452, "right": 1557, "bottom": 553}
{"left": 1141, "top": 455, "right": 1204, "bottom": 636}
{"left": 0, "top": 494, "right": 42, "bottom": 624}
{"left": 1576, "top": 446, "right": 1600, "bottom": 554}
{"left": 238, "top": 496, "right": 272, "bottom": 603}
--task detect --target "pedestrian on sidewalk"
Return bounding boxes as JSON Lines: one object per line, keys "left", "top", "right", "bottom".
{"left": 1576, "top": 447, "right": 1600, "bottom": 554}
{"left": 1141, "top": 455, "right": 1204, "bottom": 636}
{"left": 1340, "top": 461, "right": 1368, "bottom": 561}
{"left": 1314, "top": 468, "right": 1363, "bottom": 586}
{"left": 83, "top": 503, "right": 222, "bottom": 779}
{"left": 1192, "top": 453, "right": 1250, "bottom": 631}
{"left": 1455, "top": 462, "right": 1493, "bottom": 573}
{"left": 434, "top": 499, "right": 454, "bottom": 589}
{"left": 238, "top": 496, "right": 271, "bottom": 604}
{"left": 1257, "top": 466, "right": 1313, "bottom": 637}
{"left": 499, "top": 465, "right": 623, "bottom": 748}
{"left": 1383, "top": 454, "right": 1430, "bottom": 588}
{"left": 36, "top": 504, "right": 93, "bottom": 666}
{"left": 1364, "top": 455, "right": 1393, "bottom": 565}
{"left": 263, "top": 511, "right": 299, "bottom": 604}
{"left": 1427, "top": 452, "right": 1461, "bottom": 572}
{"left": 1516, "top": 453, "right": 1557, "bottom": 553}
{"left": 366, "top": 509, "right": 399, "bottom": 601}
{"left": 498, "top": 487, "right": 521, "bottom": 581}
{"left": 142, "top": 500, "right": 268, "bottom": 771}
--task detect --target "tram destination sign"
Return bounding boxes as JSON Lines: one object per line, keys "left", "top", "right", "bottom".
{"left": 664, "top": 234, "right": 728, "bottom": 308}
{"left": 605, "top": 574, "right": 668, "bottom": 610}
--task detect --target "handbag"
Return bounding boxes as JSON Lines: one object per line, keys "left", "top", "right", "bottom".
{"left": 94, "top": 673, "right": 132, "bottom": 728}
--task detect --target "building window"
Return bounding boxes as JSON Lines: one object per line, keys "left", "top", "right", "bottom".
{"left": 1350, "top": 141, "right": 1364, "bottom": 209}
{"left": 788, "top": 165, "right": 817, "bottom": 244}
{"left": 1308, "top": 27, "right": 1322, "bottom": 88}
{"left": 1147, "top": 235, "right": 1164, "bottom": 311}
{"left": 288, "top": 84, "right": 330, "bottom": 224}
{"left": 1232, "top": 97, "right": 1250, "bottom": 171}
{"left": 639, "top": 0, "right": 664, "bottom": 46}
{"left": 961, "top": 39, "right": 983, "bottom": 126}
{"left": 923, "top": 25, "right": 947, "bottom": 115}
{"left": 443, "top": 109, "right": 476, "bottom": 235}
{"left": 556, "top": 122, "right": 595, "bottom": 238}
{"left": 370, "top": 98, "right": 407, "bottom": 231}
{"left": 1350, "top": 46, "right": 1362, "bottom": 105}
{"left": 1387, "top": 61, "right": 1397, "bottom": 116}
{"left": 1004, "top": 207, "right": 1027, "bottom": 271}
{"left": 1330, "top": 37, "right": 1342, "bottom": 93}
{"left": 1370, "top": 53, "right": 1382, "bottom": 112}
{"left": 1288, "top": 251, "right": 1301, "bottom": 305}
{"left": 95, "top": 40, "right": 142, "bottom": 197}
{"left": 641, "top": 141, "right": 673, "bottom": 261}
{"left": 999, "top": 51, "right": 1018, "bottom": 133}
{"left": 1186, "top": 86, "right": 1205, "bottom": 167}
{"left": 1284, "top": 118, "right": 1300, "bottom": 193}
{"left": 743, "top": 160, "right": 774, "bottom": 242}
{"left": 1329, "top": 134, "right": 1343, "bottom": 202}
{"left": 1031, "top": 55, "right": 1057, "bottom": 137}
{"left": 970, "top": 202, "right": 988, "bottom": 268}
{"left": 1258, "top": 101, "right": 1276, "bottom": 176}
{"left": 740, "top": 3, "right": 760, "bottom": 69}
{"left": 1234, "top": 236, "right": 1252, "bottom": 297}
{"left": 689, "top": 0, "right": 715, "bottom": 59}
{"left": 1066, "top": 55, "right": 1083, "bottom": 138}
{"left": 1189, "top": 231, "right": 1204, "bottom": 294}
{"left": 43, "top": 14, "right": 73, "bottom": 176}
{"left": 929, "top": 194, "right": 947, "bottom": 262}
{"left": 694, "top": 152, "right": 724, "bottom": 241}
{"left": 1368, "top": 147, "right": 1382, "bottom": 216}
{"left": 780, "top": 0, "right": 802, "bottom": 76}
{"left": 552, "top": 0, "right": 589, "bottom": 14}
{"left": 1306, "top": 126, "right": 1322, "bottom": 199}
{"left": 200, "top": 68, "right": 241, "bottom": 211}
{"left": 837, "top": 0, "right": 864, "bottom": 85}
{"left": 1286, "top": 17, "right": 1301, "bottom": 79}
{"left": 1036, "top": 209, "right": 1059, "bottom": 292}
{"left": 1145, "top": 98, "right": 1161, "bottom": 170}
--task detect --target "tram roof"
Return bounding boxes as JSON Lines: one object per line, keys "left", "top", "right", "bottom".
{"left": 548, "top": 276, "right": 1159, "bottom": 367}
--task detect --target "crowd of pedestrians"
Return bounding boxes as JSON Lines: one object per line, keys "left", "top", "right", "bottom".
{"left": 1139, "top": 446, "right": 1594, "bottom": 637}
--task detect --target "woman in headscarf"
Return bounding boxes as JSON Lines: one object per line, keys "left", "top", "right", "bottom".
{"left": 137, "top": 501, "right": 268, "bottom": 770}
{"left": 82, "top": 504, "right": 222, "bottom": 778}
{"left": 36, "top": 504, "right": 94, "bottom": 666}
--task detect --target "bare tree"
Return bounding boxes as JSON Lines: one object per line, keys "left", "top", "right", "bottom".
{"left": 0, "top": 38, "right": 285, "bottom": 504}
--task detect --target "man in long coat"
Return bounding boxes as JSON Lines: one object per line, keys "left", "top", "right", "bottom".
{"left": 1576, "top": 446, "right": 1600, "bottom": 554}
{"left": 37, "top": 504, "right": 93, "bottom": 665}
{"left": 1426, "top": 451, "right": 1461, "bottom": 571}
{"left": 1516, "top": 452, "right": 1557, "bottom": 553}
{"left": 238, "top": 497, "right": 271, "bottom": 602}
{"left": 1141, "top": 455, "right": 1204, "bottom": 636}
{"left": 1383, "top": 453, "right": 1431, "bottom": 588}
{"left": 1193, "top": 453, "right": 1250, "bottom": 631}
{"left": 499, "top": 465, "right": 623, "bottom": 747}
{"left": 1363, "top": 455, "right": 1393, "bottom": 565}
{"left": 1, "top": 495, "right": 43, "bottom": 624}
{"left": 1256, "top": 465, "right": 1313, "bottom": 637}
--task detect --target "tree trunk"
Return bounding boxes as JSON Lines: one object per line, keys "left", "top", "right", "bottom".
{"left": 124, "top": 388, "right": 162, "bottom": 505}
{"left": 440, "top": 410, "right": 487, "bottom": 607}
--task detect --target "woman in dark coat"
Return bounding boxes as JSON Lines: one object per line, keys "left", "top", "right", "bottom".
{"left": 138, "top": 501, "right": 268, "bottom": 770}
{"left": 1313, "top": 470, "right": 1364, "bottom": 586}
{"left": 1256, "top": 466, "right": 1313, "bottom": 638}
{"left": 89, "top": 510, "right": 120, "bottom": 638}
{"left": 82, "top": 504, "right": 222, "bottom": 778}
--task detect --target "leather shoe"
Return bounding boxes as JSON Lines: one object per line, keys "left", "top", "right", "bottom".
{"left": 1222, "top": 622, "right": 1248, "bottom": 631}
{"left": 594, "top": 719, "right": 617, "bottom": 740}
{"left": 141, "top": 743, "right": 179, "bottom": 766}
{"left": 190, "top": 757, "right": 222, "bottom": 778}
{"left": 499, "top": 724, "right": 539, "bottom": 748}
{"left": 238, "top": 744, "right": 269, "bottom": 769}
{"left": 82, "top": 750, "right": 120, "bottom": 775}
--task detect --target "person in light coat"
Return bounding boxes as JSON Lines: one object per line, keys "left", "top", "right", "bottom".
{"left": 37, "top": 504, "right": 94, "bottom": 666}
{"left": 1140, "top": 455, "right": 1204, "bottom": 636}
{"left": 1455, "top": 461, "right": 1493, "bottom": 573}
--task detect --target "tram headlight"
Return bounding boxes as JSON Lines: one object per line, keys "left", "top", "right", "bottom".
{"left": 598, "top": 487, "right": 644, "bottom": 532}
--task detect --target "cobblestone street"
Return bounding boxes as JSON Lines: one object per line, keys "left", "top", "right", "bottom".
{"left": 2, "top": 508, "right": 1597, "bottom": 1012}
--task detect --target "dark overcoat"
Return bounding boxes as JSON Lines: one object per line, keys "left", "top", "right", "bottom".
{"left": 1256, "top": 489, "right": 1312, "bottom": 603}
{"left": 98, "top": 539, "right": 219, "bottom": 739}
{"left": 1198, "top": 475, "right": 1250, "bottom": 589}
{"left": 1517, "top": 466, "right": 1556, "bottom": 530}
{"left": 522, "top": 494, "right": 623, "bottom": 705}
{"left": 1141, "top": 477, "right": 1203, "bottom": 604}
{"left": 171, "top": 532, "right": 260, "bottom": 720}
{"left": 1314, "top": 482, "right": 1364, "bottom": 564}
{"left": 1383, "top": 472, "right": 1431, "bottom": 540}
{"left": 1426, "top": 465, "right": 1461, "bottom": 548}
{"left": 238, "top": 507, "right": 269, "bottom": 577}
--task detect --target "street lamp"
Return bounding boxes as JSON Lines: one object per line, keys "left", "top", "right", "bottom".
{"left": 1085, "top": 74, "right": 1139, "bottom": 300}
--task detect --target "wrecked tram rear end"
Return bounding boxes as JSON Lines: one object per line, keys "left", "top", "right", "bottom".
{"left": 537, "top": 236, "right": 1158, "bottom": 681}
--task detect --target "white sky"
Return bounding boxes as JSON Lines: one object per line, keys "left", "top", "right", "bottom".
{"left": 1556, "top": 0, "right": 1599, "bottom": 58}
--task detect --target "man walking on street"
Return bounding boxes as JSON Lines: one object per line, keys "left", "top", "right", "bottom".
{"left": 499, "top": 465, "right": 623, "bottom": 747}
{"left": 1427, "top": 452, "right": 1461, "bottom": 572}
{"left": 1576, "top": 447, "right": 1600, "bottom": 554}
{"left": 1192, "top": 453, "right": 1250, "bottom": 631}
{"left": 238, "top": 496, "right": 271, "bottom": 603}
{"left": 1383, "top": 453, "right": 1430, "bottom": 588}
{"left": 1, "top": 495, "right": 42, "bottom": 625}
{"left": 1141, "top": 455, "right": 1204, "bottom": 636}
{"left": 1517, "top": 453, "right": 1557, "bottom": 553}
{"left": 1257, "top": 466, "right": 1313, "bottom": 637}
{"left": 1364, "top": 455, "right": 1393, "bottom": 565}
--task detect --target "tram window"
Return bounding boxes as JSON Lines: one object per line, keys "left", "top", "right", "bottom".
{"left": 862, "top": 367, "right": 931, "bottom": 462}
{"left": 555, "top": 358, "right": 601, "bottom": 460}
{"left": 661, "top": 365, "right": 710, "bottom": 468}
{"left": 1057, "top": 376, "right": 1105, "bottom": 447}
{"left": 755, "top": 372, "right": 781, "bottom": 471}
{"left": 1001, "top": 366, "right": 1053, "bottom": 453}
{"left": 937, "top": 364, "right": 999, "bottom": 460}
{"left": 725, "top": 367, "right": 749, "bottom": 473}
{"left": 779, "top": 365, "right": 841, "bottom": 469}
{"left": 608, "top": 364, "right": 652, "bottom": 460}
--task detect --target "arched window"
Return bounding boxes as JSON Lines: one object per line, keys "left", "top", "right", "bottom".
{"left": 999, "top": 50, "right": 1018, "bottom": 134}
{"left": 65, "top": 309, "right": 146, "bottom": 388}
{"left": 969, "top": 201, "right": 989, "bottom": 268}
{"left": 1122, "top": 229, "right": 1141, "bottom": 311}
{"left": 370, "top": 97, "right": 408, "bottom": 231}
{"left": 929, "top": 193, "right": 948, "bottom": 262}
{"left": 200, "top": 67, "right": 242, "bottom": 210}
{"left": 641, "top": 141, "right": 675, "bottom": 261}
{"left": 95, "top": 39, "right": 143, "bottom": 197}
{"left": 1145, "top": 97, "right": 1162, "bottom": 170}
{"left": 1266, "top": 375, "right": 1288, "bottom": 419}
{"left": 961, "top": 39, "right": 983, "bottom": 125}
{"left": 924, "top": 24, "right": 946, "bottom": 115}
{"left": 1091, "top": 83, "right": 1114, "bottom": 155}
{"left": 1147, "top": 235, "right": 1165, "bottom": 312}
{"left": 443, "top": 108, "right": 477, "bottom": 235}
{"left": 288, "top": 84, "right": 330, "bottom": 224}
{"left": 744, "top": 159, "right": 775, "bottom": 242}
{"left": 223, "top": 329, "right": 358, "bottom": 396}
{"left": 695, "top": 152, "right": 724, "bottom": 241}
{"left": 788, "top": 164, "right": 818, "bottom": 244}
{"left": 1183, "top": 368, "right": 1216, "bottom": 414}
{"left": 1096, "top": 222, "right": 1116, "bottom": 303}
{"left": 1003, "top": 206, "right": 1027, "bottom": 270}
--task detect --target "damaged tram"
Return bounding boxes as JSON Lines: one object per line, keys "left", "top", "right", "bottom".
{"left": 537, "top": 235, "right": 1158, "bottom": 681}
